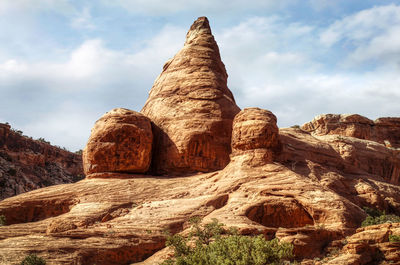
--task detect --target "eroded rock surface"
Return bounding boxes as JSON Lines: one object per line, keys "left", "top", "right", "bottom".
{"left": 302, "top": 114, "right": 400, "bottom": 148}
{"left": 141, "top": 16, "right": 240, "bottom": 174}
{"left": 83, "top": 108, "right": 153, "bottom": 177}
{"left": 0, "top": 123, "right": 83, "bottom": 200}
{"left": 2, "top": 123, "right": 400, "bottom": 264}
{"left": 324, "top": 223, "right": 400, "bottom": 264}
{"left": 1, "top": 17, "right": 400, "bottom": 265}
{"left": 231, "top": 108, "right": 279, "bottom": 166}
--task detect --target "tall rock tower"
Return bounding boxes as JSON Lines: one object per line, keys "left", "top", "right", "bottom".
{"left": 141, "top": 17, "right": 240, "bottom": 174}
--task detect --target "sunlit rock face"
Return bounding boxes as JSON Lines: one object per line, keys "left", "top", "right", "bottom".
{"left": 83, "top": 108, "right": 153, "bottom": 176}
{"left": 141, "top": 16, "right": 240, "bottom": 175}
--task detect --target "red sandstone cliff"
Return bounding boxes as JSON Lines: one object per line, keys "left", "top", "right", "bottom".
{"left": 0, "top": 123, "right": 83, "bottom": 200}
{"left": 0, "top": 17, "right": 399, "bottom": 265}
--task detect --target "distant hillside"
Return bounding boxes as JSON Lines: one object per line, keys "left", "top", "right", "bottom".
{"left": 0, "top": 123, "right": 83, "bottom": 200}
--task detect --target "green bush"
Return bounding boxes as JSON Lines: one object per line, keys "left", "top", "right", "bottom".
{"left": 389, "top": 234, "right": 400, "bottom": 242}
{"left": 161, "top": 218, "right": 293, "bottom": 265}
{"left": 20, "top": 254, "right": 46, "bottom": 265}
{"left": 361, "top": 208, "right": 400, "bottom": 227}
{"left": 362, "top": 207, "right": 383, "bottom": 218}
{"left": 0, "top": 215, "right": 5, "bottom": 226}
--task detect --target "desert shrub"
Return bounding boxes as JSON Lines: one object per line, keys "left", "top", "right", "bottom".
{"left": 161, "top": 218, "right": 293, "bottom": 265}
{"left": 14, "top": 130, "right": 23, "bottom": 135}
{"left": 0, "top": 215, "right": 5, "bottom": 226}
{"left": 362, "top": 207, "right": 383, "bottom": 217}
{"left": 72, "top": 174, "right": 85, "bottom": 182}
{"left": 37, "top": 138, "right": 50, "bottom": 144}
{"left": 20, "top": 254, "right": 46, "bottom": 265}
{"left": 361, "top": 209, "right": 400, "bottom": 227}
{"left": 389, "top": 234, "right": 400, "bottom": 242}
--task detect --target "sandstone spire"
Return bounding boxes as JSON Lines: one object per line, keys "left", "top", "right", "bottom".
{"left": 141, "top": 16, "right": 240, "bottom": 174}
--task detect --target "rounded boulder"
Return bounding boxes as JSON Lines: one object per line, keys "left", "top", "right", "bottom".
{"left": 231, "top": 108, "right": 279, "bottom": 166}
{"left": 83, "top": 108, "right": 153, "bottom": 176}
{"left": 232, "top": 108, "right": 279, "bottom": 152}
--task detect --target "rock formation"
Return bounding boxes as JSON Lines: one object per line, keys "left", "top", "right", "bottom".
{"left": 0, "top": 123, "right": 83, "bottom": 200}
{"left": 83, "top": 108, "right": 153, "bottom": 177}
{"left": 141, "top": 16, "right": 240, "bottom": 174}
{"left": 0, "top": 17, "right": 400, "bottom": 265}
{"left": 231, "top": 108, "right": 279, "bottom": 166}
{"left": 302, "top": 114, "right": 400, "bottom": 148}
{"left": 322, "top": 223, "right": 400, "bottom": 264}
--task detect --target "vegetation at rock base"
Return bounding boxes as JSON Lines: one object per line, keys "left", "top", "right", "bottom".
{"left": 361, "top": 207, "right": 400, "bottom": 227}
{"left": 389, "top": 234, "right": 400, "bottom": 242}
{"left": 20, "top": 254, "right": 46, "bottom": 265}
{"left": 161, "top": 218, "right": 293, "bottom": 265}
{"left": 0, "top": 215, "right": 5, "bottom": 226}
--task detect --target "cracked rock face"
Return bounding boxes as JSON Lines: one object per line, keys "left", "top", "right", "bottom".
{"left": 0, "top": 123, "right": 83, "bottom": 200}
{"left": 231, "top": 108, "right": 279, "bottom": 166}
{"left": 83, "top": 108, "right": 153, "bottom": 176}
{"left": 141, "top": 16, "right": 240, "bottom": 175}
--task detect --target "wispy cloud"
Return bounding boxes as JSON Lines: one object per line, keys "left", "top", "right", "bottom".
{"left": 320, "top": 4, "right": 400, "bottom": 68}
{"left": 1, "top": 2, "right": 400, "bottom": 151}
{"left": 0, "top": 0, "right": 74, "bottom": 15}
{"left": 71, "top": 7, "right": 96, "bottom": 30}
{"left": 101, "top": 0, "right": 296, "bottom": 15}
{"left": 0, "top": 25, "right": 185, "bottom": 151}
{"left": 216, "top": 11, "right": 400, "bottom": 127}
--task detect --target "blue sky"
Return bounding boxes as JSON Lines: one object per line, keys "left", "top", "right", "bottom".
{"left": 1, "top": 0, "right": 399, "bottom": 151}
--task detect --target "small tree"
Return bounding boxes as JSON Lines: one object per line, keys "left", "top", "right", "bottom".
{"left": 20, "top": 254, "right": 46, "bottom": 265}
{"left": 161, "top": 218, "right": 293, "bottom": 265}
{"left": 361, "top": 207, "right": 400, "bottom": 227}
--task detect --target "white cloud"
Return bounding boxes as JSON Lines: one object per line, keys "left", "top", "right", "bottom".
{"left": 321, "top": 4, "right": 400, "bottom": 45}
{"left": 0, "top": 25, "right": 185, "bottom": 151}
{"left": 20, "top": 103, "right": 97, "bottom": 152}
{"left": 70, "top": 7, "right": 96, "bottom": 30}
{"left": 0, "top": 0, "right": 74, "bottom": 15}
{"left": 2, "top": 5, "right": 400, "bottom": 151}
{"left": 320, "top": 4, "right": 400, "bottom": 68}
{"left": 214, "top": 14, "right": 400, "bottom": 128}
{"left": 102, "top": 0, "right": 296, "bottom": 15}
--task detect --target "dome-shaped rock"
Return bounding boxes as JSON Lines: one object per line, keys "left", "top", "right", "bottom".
{"left": 83, "top": 108, "right": 153, "bottom": 176}
{"left": 141, "top": 17, "right": 240, "bottom": 174}
{"left": 231, "top": 108, "right": 279, "bottom": 165}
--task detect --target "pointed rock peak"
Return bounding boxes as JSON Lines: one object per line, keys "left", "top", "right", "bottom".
{"left": 185, "top": 16, "right": 213, "bottom": 45}
{"left": 189, "top": 16, "right": 210, "bottom": 32}
{"left": 141, "top": 17, "right": 240, "bottom": 174}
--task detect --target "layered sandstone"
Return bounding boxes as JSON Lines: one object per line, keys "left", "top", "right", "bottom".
{"left": 141, "top": 16, "right": 240, "bottom": 174}
{"left": 302, "top": 114, "right": 400, "bottom": 148}
{"left": 0, "top": 123, "right": 83, "bottom": 200}
{"left": 1, "top": 17, "right": 400, "bottom": 265}
{"left": 83, "top": 108, "right": 152, "bottom": 177}
{"left": 231, "top": 108, "right": 279, "bottom": 166}
{"left": 323, "top": 223, "right": 400, "bottom": 264}
{"left": 1, "top": 123, "right": 400, "bottom": 264}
